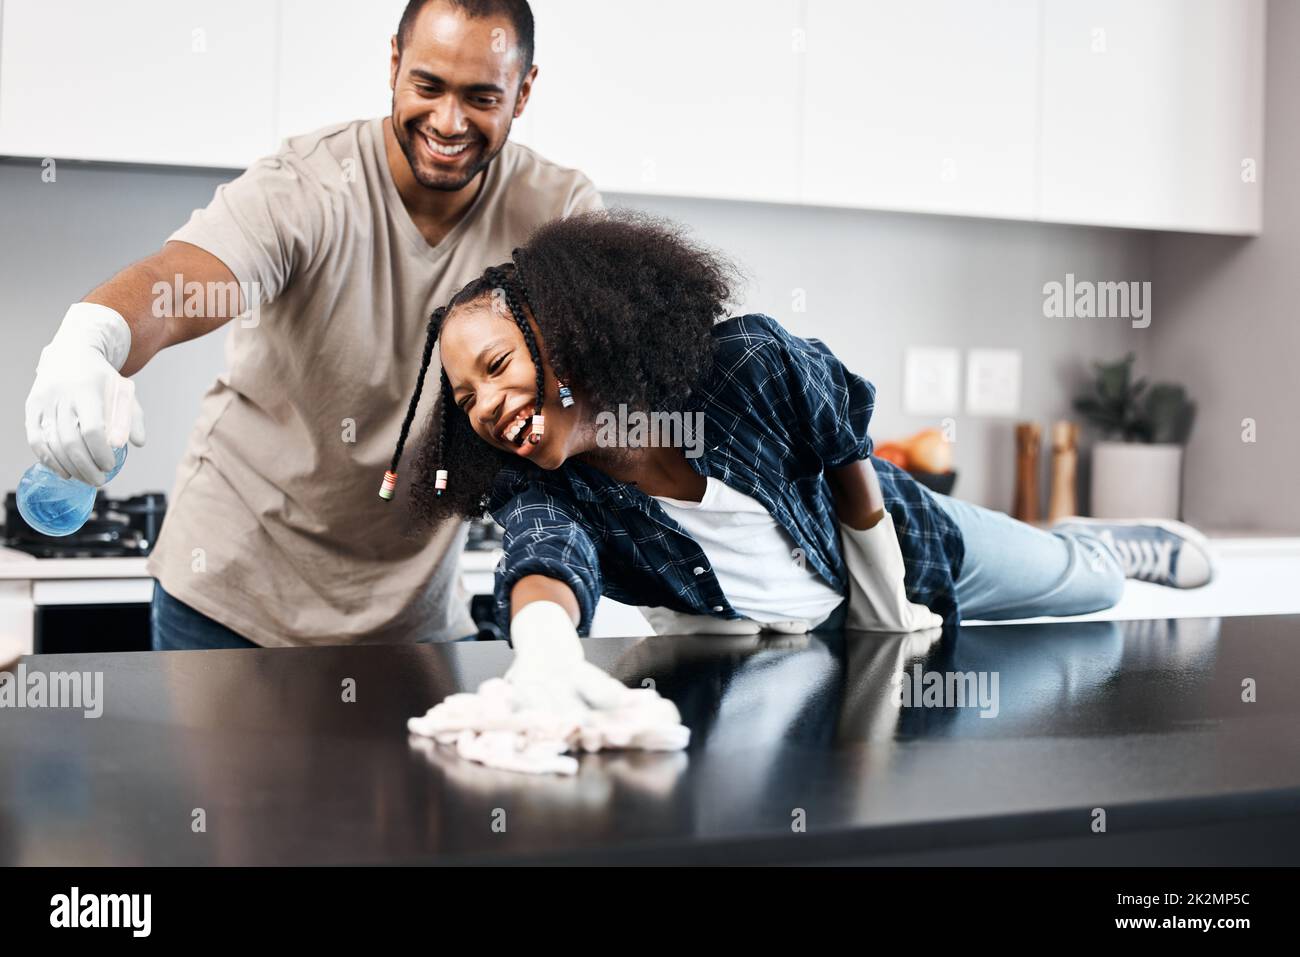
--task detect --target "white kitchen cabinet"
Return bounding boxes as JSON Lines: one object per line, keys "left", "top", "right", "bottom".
{"left": 1039, "top": 0, "right": 1265, "bottom": 234}
{"left": 0, "top": 0, "right": 1268, "bottom": 234}
{"left": 276, "top": 0, "right": 406, "bottom": 142}
{"left": 0, "top": 0, "right": 278, "bottom": 168}
{"left": 801, "top": 0, "right": 1040, "bottom": 220}
{"left": 523, "top": 0, "right": 804, "bottom": 203}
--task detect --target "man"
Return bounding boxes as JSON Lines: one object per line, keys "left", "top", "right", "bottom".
{"left": 24, "top": 0, "right": 600, "bottom": 650}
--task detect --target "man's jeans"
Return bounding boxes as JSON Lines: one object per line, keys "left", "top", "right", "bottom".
{"left": 925, "top": 490, "right": 1126, "bottom": 621}
{"left": 150, "top": 581, "right": 483, "bottom": 650}
{"left": 151, "top": 582, "right": 260, "bottom": 650}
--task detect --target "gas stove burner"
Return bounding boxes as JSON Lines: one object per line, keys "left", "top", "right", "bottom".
{"left": 4, "top": 491, "right": 166, "bottom": 558}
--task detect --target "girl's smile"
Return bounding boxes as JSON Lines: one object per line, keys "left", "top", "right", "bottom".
{"left": 439, "top": 298, "right": 574, "bottom": 468}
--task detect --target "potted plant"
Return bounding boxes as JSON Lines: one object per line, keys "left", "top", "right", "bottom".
{"left": 1072, "top": 353, "right": 1196, "bottom": 519}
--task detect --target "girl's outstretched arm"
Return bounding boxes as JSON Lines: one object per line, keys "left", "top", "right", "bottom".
{"left": 827, "top": 457, "right": 888, "bottom": 531}
{"left": 829, "top": 458, "right": 945, "bottom": 633}
{"left": 510, "top": 574, "right": 581, "bottom": 625}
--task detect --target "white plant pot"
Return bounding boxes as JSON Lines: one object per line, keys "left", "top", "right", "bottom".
{"left": 1090, "top": 441, "right": 1183, "bottom": 519}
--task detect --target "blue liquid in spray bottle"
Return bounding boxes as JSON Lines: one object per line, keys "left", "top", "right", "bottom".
{"left": 19, "top": 375, "right": 137, "bottom": 537}
{"left": 17, "top": 446, "right": 128, "bottom": 537}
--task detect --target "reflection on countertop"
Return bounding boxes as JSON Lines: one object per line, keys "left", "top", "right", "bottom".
{"left": 4, "top": 614, "right": 1298, "bottom": 865}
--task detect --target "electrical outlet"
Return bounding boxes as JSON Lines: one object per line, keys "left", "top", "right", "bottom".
{"left": 903, "top": 348, "right": 961, "bottom": 415}
{"left": 966, "top": 349, "right": 1021, "bottom": 415}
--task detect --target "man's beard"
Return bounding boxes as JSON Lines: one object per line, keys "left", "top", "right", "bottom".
{"left": 393, "top": 113, "right": 510, "bottom": 192}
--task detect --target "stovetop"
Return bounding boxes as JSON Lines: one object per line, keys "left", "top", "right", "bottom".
{"left": 3, "top": 491, "right": 166, "bottom": 558}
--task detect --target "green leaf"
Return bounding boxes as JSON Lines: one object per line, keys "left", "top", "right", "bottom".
{"left": 1074, "top": 354, "right": 1194, "bottom": 444}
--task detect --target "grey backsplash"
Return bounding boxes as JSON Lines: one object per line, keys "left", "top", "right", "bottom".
{"left": 2, "top": 158, "right": 1154, "bottom": 516}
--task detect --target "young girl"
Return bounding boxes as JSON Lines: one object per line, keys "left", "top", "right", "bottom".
{"left": 391, "top": 211, "right": 1214, "bottom": 758}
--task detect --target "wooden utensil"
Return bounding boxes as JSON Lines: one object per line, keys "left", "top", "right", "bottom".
{"left": 1047, "top": 420, "right": 1079, "bottom": 522}
{"left": 1013, "top": 422, "right": 1041, "bottom": 522}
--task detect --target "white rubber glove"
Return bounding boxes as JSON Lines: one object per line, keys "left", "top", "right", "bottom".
{"left": 638, "top": 606, "right": 819, "bottom": 636}
{"left": 638, "top": 606, "right": 763, "bottom": 636}
{"left": 407, "top": 601, "right": 691, "bottom": 775}
{"left": 25, "top": 302, "right": 146, "bottom": 486}
{"left": 504, "top": 600, "right": 641, "bottom": 712}
{"left": 841, "top": 511, "right": 945, "bottom": 633}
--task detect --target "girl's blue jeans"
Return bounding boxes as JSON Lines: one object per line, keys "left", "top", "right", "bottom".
{"left": 815, "top": 490, "right": 1125, "bottom": 630}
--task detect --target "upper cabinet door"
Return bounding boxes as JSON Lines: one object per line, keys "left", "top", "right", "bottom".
{"left": 522, "top": 0, "right": 804, "bottom": 203}
{"left": 0, "top": 0, "right": 277, "bottom": 167}
{"left": 801, "top": 0, "right": 1040, "bottom": 220}
{"left": 1039, "top": 0, "right": 1265, "bottom": 234}
{"left": 276, "top": 0, "right": 407, "bottom": 143}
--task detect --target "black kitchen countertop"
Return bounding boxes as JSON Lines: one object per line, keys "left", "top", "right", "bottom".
{"left": 2, "top": 615, "right": 1298, "bottom": 865}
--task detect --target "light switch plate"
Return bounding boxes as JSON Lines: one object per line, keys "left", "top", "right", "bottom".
{"left": 966, "top": 348, "right": 1022, "bottom": 415}
{"left": 903, "top": 348, "right": 961, "bottom": 415}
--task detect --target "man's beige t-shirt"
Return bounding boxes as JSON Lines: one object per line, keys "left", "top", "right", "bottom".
{"left": 147, "top": 118, "right": 601, "bottom": 647}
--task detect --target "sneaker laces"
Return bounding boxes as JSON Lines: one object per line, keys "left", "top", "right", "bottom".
{"left": 1096, "top": 529, "right": 1174, "bottom": 581}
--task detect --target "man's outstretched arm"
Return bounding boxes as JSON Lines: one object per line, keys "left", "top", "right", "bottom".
{"left": 25, "top": 241, "right": 243, "bottom": 484}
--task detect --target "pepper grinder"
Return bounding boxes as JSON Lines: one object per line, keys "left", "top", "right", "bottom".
{"left": 1047, "top": 420, "right": 1079, "bottom": 523}
{"left": 1012, "top": 422, "right": 1041, "bottom": 522}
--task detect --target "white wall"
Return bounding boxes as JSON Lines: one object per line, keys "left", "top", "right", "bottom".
{"left": 0, "top": 159, "right": 230, "bottom": 501}
{"left": 623, "top": 194, "right": 1153, "bottom": 512}
{"left": 0, "top": 155, "right": 1152, "bottom": 513}
{"left": 1146, "top": 0, "right": 1300, "bottom": 533}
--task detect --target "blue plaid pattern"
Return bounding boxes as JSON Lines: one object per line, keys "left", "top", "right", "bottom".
{"left": 488, "top": 313, "right": 966, "bottom": 634}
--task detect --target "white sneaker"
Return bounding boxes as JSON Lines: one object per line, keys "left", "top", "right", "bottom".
{"left": 1051, "top": 517, "right": 1216, "bottom": 588}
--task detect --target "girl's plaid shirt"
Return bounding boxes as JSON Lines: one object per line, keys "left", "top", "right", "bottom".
{"left": 488, "top": 313, "right": 965, "bottom": 635}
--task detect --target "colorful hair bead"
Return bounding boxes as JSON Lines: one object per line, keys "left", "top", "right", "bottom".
{"left": 531, "top": 414, "right": 545, "bottom": 439}
{"left": 434, "top": 468, "right": 448, "bottom": 496}
{"left": 558, "top": 381, "right": 574, "bottom": 408}
{"left": 378, "top": 470, "right": 398, "bottom": 501}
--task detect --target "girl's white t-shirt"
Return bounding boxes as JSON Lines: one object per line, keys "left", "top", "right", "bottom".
{"left": 653, "top": 477, "right": 844, "bottom": 625}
